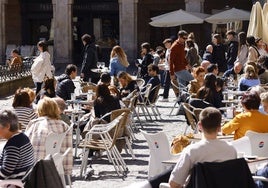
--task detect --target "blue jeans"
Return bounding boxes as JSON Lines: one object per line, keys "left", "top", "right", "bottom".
{"left": 175, "top": 69, "right": 193, "bottom": 88}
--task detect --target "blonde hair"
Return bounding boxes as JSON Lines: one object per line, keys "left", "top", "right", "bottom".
{"left": 37, "top": 97, "right": 60, "bottom": 119}
{"left": 24, "top": 87, "right": 36, "bottom": 104}
{"left": 110, "top": 45, "right": 129, "bottom": 67}
{"left": 244, "top": 64, "right": 258, "bottom": 79}
{"left": 117, "top": 71, "right": 133, "bottom": 87}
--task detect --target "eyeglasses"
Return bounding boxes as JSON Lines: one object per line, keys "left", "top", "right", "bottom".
{"left": 183, "top": 37, "right": 188, "bottom": 40}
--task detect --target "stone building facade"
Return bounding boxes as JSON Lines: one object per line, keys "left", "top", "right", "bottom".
{"left": 0, "top": 0, "right": 253, "bottom": 67}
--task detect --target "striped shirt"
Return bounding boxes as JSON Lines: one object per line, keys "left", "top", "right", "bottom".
{"left": 0, "top": 133, "right": 34, "bottom": 179}
{"left": 25, "top": 116, "right": 73, "bottom": 175}
{"left": 13, "top": 107, "right": 38, "bottom": 129}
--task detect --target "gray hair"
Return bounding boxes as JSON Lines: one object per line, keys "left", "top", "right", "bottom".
{"left": 260, "top": 92, "right": 268, "bottom": 103}
{"left": 0, "top": 110, "right": 18, "bottom": 132}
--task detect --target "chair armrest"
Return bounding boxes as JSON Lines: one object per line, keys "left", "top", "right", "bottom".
{"left": 159, "top": 182, "right": 170, "bottom": 188}
{"left": 252, "top": 175, "right": 268, "bottom": 182}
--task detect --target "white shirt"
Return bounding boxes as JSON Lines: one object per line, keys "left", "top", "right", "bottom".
{"left": 169, "top": 139, "right": 237, "bottom": 186}
{"left": 31, "top": 51, "right": 53, "bottom": 83}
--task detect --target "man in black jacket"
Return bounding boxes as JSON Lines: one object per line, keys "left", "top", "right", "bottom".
{"left": 81, "top": 34, "right": 98, "bottom": 83}
{"left": 226, "top": 30, "right": 238, "bottom": 70}
{"left": 56, "top": 64, "right": 77, "bottom": 100}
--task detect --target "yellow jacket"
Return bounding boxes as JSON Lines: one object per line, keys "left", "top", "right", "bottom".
{"left": 222, "top": 110, "right": 268, "bottom": 140}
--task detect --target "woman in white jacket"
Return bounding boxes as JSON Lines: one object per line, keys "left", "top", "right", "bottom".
{"left": 31, "top": 41, "right": 53, "bottom": 97}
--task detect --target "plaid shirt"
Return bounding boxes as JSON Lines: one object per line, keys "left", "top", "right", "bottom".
{"left": 25, "top": 116, "right": 73, "bottom": 175}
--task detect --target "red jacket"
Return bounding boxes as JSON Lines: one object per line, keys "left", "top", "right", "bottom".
{"left": 169, "top": 39, "right": 188, "bottom": 75}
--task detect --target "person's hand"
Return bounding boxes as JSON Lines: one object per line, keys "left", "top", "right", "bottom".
{"left": 80, "top": 73, "right": 84, "bottom": 78}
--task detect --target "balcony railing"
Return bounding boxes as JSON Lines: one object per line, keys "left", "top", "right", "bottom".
{"left": 0, "top": 58, "right": 33, "bottom": 83}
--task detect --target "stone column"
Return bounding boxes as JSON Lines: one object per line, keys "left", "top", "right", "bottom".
{"left": 118, "top": 0, "right": 138, "bottom": 64}
{"left": 185, "top": 0, "right": 204, "bottom": 12}
{"left": 0, "top": 0, "right": 7, "bottom": 63}
{"left": 52, "top": 0, "right": 73, "bottom": 65}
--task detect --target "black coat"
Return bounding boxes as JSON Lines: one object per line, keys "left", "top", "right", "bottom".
{"left": 138, "top": 53, "right": 154, "bottom": 80}
{"left": 81, "top": 44, "right": 98, "bottom": 81}
{"left": 56, "top": 74, "right": 75, "bottom": 100}
{"left": 226, "top": 40, "right": 238, "bottom": 67}
{"left": 212, "top": 44, "right": 227, "bottom": 72}
{"left": 22, "top": 156, "right": 64, "bottom": 188}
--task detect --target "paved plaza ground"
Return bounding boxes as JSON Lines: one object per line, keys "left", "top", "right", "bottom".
{"left": 0, "top": 83, "right": 189, "bottom": 188}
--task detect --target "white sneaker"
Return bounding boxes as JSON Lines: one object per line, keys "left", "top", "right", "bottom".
{"left": 158, "top": 98, "right": 169, "bottom": 102}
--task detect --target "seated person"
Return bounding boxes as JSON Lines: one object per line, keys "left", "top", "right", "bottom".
{"left": 37, "top": 77, "right": 56, "bottom": 102}
{"left": 56, "top": 64, "right": 77, "bottom": 100}
{"left": 207, "top": 64, "right": 219, "bottom": 76}
{"left": 258, "top": 55, "right": 268, "bottom": 84}
{"left": 169, "top": 107, "right": 237, "bottom": 188}
{"left": 7, "top": 49, "right": 23, "bottom": 71}
{"left": 53, "top": 97, "right": 71, "bottom": 125}
{"left": 202, "top": 44, "right": 213, "bottom": 63}
{"left": 99, "top": 72, "right": 120, "bottom": 97}
{"left": 260, "top": 92, "right": 268, "bottom": 114}
{"left": 238, "top": 64, "right": 260, "bottom": 91}
{"left": 12, "top": 88, "right": 38, "bottom": 129}
{"left": 94, "top": 84, "right": 121, "bottom": 122}
{"left": 188, "top": 66, "right": 205, "bottom": 97}
{"left": 118, "top": 71, "right": 139, "bottom": 98}
{"left": 196, "top": 73, "right": 223, "bottom": 108}
{"left": 25, "top": 97, "right": 73, "bottom": 176}
{"left": 146, "top": 64, "right": 161, "bottom": 102}
{"left": 0, "top": 110, "right": 34, "bottom": 179}
{"left": 255, "top": 164, "right": 268, "bottom": 188}
{"left": 222, "top": 91, "right": 268, "bottom": 140}
{"left": 223, "top": 61, "right": 243, "bottom": 81}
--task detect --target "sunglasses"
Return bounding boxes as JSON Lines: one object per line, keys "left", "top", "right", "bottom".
{"left": 183, "top": 37, "right": 188, "bottom": 40}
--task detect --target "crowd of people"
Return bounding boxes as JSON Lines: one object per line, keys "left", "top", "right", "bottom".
{"left": 0, "top": 29, "right": 268, "bottom": 187}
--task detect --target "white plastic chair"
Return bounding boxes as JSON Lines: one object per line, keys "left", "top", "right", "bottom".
{"left": 246, "top": 130, "right": 268, "bottom": 157}
{"left": 140, "top": 130, "right": 180, "bottom": 178}
{"left": 45, "top": 124, "right": 73, "bottom": 187}
{"left": 230, "top": 136, "right": 251, "bottom": 156}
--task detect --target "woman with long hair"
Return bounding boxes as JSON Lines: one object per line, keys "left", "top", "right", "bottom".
{"left": 188, "top": 66, "right": 205, "bottom": 97}
{"left": 117, "top": 71, "right": 139, "bottom": 98}
{"left": 31, "top": 41, "right": 53, "bottom": 97}
{"left": 196, "top": 73, "right": 223, "bottom": 108}
{"left": 238, "top": 64, "right": 260, "bottom": 91}
{"left": 94, "top": 84, "right": 121, "bottom": 122}
{"left": 236, "top": 32, "right": 248, "bottom": 66}
{"left": 109, "top": 45, "right": 129, "bottom": 85}
{"left": 247, "top": 35, "right": 260, "bottom": 63}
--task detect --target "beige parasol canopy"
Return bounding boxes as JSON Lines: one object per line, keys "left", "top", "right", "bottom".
{"left": 205, "top": 8, "right": 251, "bottom": 24}
{"left": 149, "top": 9, "right": 205, "bottom": 27}
{"left": 262, "top": 3, "right": 268, "bottom": 43}
{"left": 247, "top": 2, "right": 263, "bottom": 39}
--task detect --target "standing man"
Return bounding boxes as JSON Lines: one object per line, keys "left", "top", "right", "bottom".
{"left": 169, "top": 30, "right": 193, "bottom": 88}
{"left": 226, "top": 30, "right": 238, "bottom": 70}
{"left": 81, "top": 34, "right": 98, "bottom": 83}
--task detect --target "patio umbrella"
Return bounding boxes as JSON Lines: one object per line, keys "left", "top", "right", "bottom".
{"left": 151, "top": 10, "right": 210, "bottom": 21}
{"left": 149, "top": 9, "right": 204, "bottom": 27}
{"left": 205, "top": 8, "right": 251, "bottom": 24}
{"left": 247, "top": 2, "right": 263, "bottom": 39}
{"left": 262, "top": 3, "right": 268, "bottom": 43}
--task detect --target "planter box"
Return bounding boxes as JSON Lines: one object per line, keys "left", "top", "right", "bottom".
{"left": 0, "top": 76, "right": 34, "bottom": 97}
